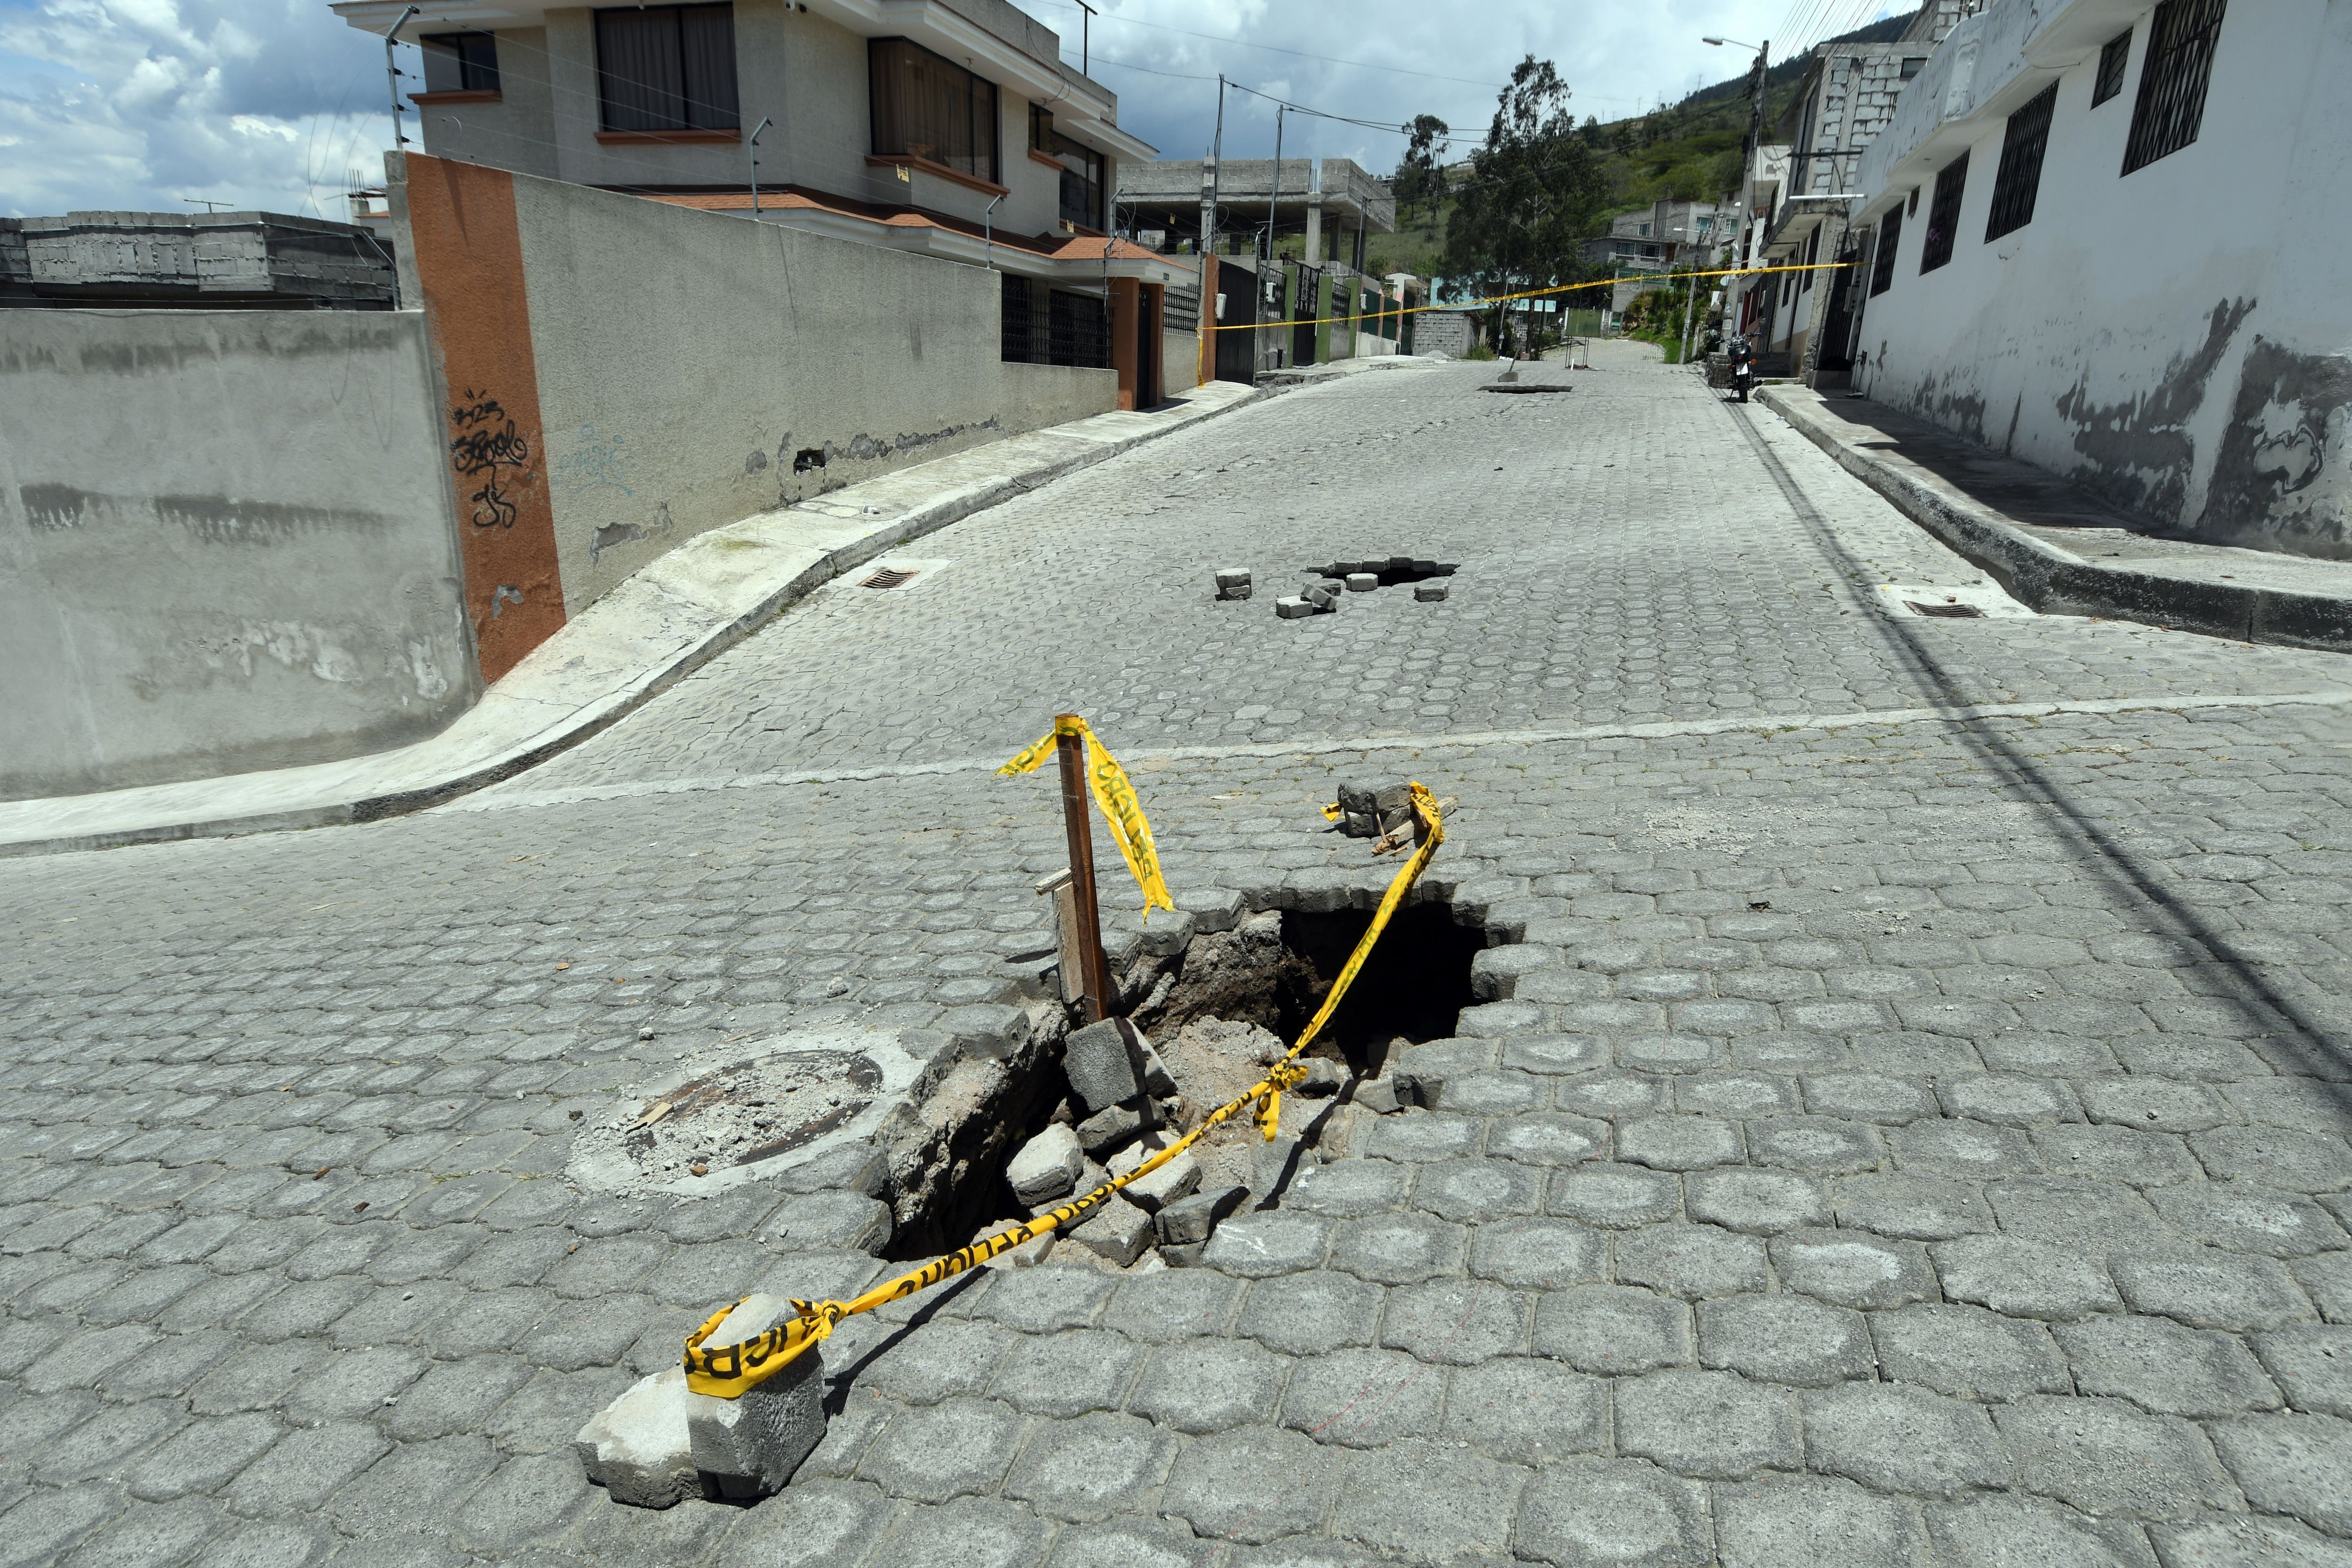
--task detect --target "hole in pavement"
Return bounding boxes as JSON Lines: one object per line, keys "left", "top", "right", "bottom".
{"left": 928, "top": 895, "right": 1482, "bottom": 1269}
{"left": 1307, "top": 556, "right": 1457, "bottom": 588}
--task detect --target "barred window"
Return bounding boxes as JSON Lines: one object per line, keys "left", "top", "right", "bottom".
{"left": 1919, "top": 152, "right": 1968, "bottom": 273}
{"left": 595, "top": 5, "right": 738, "bottom": 133}
{"left": 2093, "top": 29, "right": 2132, "bottom": 105}
{"left": 1001, "top": 273, "right": 1035, "bottom": 363}
{"left": 1048, "top": 289, "right": 1109, "bottom": 368}
{"left": 1985, "top": 84, "right": 2058, "bottom": 241}
{"left": 2124, "top": 0, "right": 2226, "bottom": 175}
{"left": 1869, "top": 207, "right": 1902, "bottom": 296}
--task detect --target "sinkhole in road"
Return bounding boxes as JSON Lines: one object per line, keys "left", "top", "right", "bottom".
{"left": 1306, "top": 556, "right": 1458, "bottom": 589}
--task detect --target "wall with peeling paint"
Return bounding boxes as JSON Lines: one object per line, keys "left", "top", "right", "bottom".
{"left": 453, "top": 159, "right": 1118, "bottom": 614}
{"left": 0, "top": 309, "right": 476, "bottom": 801}
{"left": 1847, "top": 0, "right": 2352, "bottom": 559}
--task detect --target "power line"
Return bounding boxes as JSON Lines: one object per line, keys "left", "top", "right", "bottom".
{"left": 1015, "top": 0, "right": 1510, "bottom": 90}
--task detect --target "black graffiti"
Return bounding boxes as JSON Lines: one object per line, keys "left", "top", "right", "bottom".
{"left": 449, "top": 388, "right": 532, "bottom": 530}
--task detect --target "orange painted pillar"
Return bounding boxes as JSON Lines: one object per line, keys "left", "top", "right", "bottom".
{"left": 399, "top": 153, "right": 565, "bottom": 682}
{"left": 1198, "top": 256, "right": 1218, "bottom": 387}
{"left": 1109, "top": 276, "right": 1142, "bottom": 410}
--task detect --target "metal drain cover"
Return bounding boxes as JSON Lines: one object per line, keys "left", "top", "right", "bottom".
{"left": 861, "top": 567, "right": 916, "bottom": 589}
{"left": 566, "top": 1029, "right": 930, "bottom": 1198}
{"left": 1875, "top": 581, "right": 2034, "bottom": 619}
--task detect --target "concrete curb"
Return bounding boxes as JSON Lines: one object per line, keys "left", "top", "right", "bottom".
{"left": 0, "top": 380, "right": 1269, "bottom": 859}
{"left": 1760, "top": 386, "right": 2352, "bottom": 653}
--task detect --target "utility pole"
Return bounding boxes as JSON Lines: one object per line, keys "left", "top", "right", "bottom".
{"left": 1203, "top": 77, "right": 1224, "bottom": 376}
{"left": 1075, "top": 0, "right": 1096, "bottom": 74}
{"left": 1265, "top": 104, "right": 1284, "bottom": 371}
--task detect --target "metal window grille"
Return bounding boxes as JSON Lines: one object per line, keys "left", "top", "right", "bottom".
{"left": 1918, "top": 151, "right": 1968, "bottom": 273}
{"left": 2093, "top": 29, "right": 2133, "bottom": 105}
{"left": 1000, "top": 273, "right": 1034, "bottom": 364}
{"left": 2123, "top": 0, "right": 2226, "bottom": 175}
{"left": 1048, "top": 289, "right": 1109, "bottom": 369}
{"left": 595, "top": 5, "right": 738, "bottom": 133}
{"left": 421, "top": 32, "right": 501, "bottom": 94}
{"left": 1984, "top": 83, "right": 2058, "bottom": 241}
{"left": 1163, "top": 285, "right": 1200, "bottom": 334}
{"left": 1869, "top": 207, "right": 1902, "bottom": 295}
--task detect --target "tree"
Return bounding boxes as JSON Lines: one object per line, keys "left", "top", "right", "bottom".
{"left": 1439, "top": 57, "right": 1609, "bottom": 355}
{"left": 1392, "top": 114, "right": 1451, "bottom": 230}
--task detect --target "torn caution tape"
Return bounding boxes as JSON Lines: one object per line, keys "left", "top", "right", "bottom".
{"left": 683, "top": 783, "right": 1447, "bottom": 1399}
{"left": 997, "top": 715, "right": 1175, "bottom": 922}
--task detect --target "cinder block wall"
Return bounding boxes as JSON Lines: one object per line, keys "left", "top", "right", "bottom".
{"left": 0, "top": 310, "right": 476, "bottom": 800}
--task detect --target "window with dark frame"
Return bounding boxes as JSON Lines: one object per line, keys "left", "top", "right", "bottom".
{"left": 1869, "top": 208, "right": 1901, "bottom": 295}
{"left": 1919, "top": 151, "right": 1967, "bottom": 272}
{"left": 869, "top": 38, "right": 1000, "bottom": 183}
{"left": 2123, "top": 0, "right": 2226, "bottom": 175}
{"left": 1050, "top": 132, "right": 1104, "bottom": 229}
{"left": 2092, "top": 29, "right": 2132, "bottom": 105}
{"left": 421, "top": 32, "right": 500, "bottom": 94}
{"left": 1984, "top": 82, "right": 2058, "bottom": 241}
{"left": 1030, "top": 104, "right": 1053, "bottom": 154}
{"left": 594, "top": 5, "right": 738, "bottom": 133}
{"left": 1899, "top": 56, "right": 1927, "bottom": 80}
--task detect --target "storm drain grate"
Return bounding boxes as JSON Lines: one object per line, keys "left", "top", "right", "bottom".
{"left": 1905, "top": 599, "right": 1985, "bottom": 618}
{"left": 861, "top": 567, "right": 918, "bottom": 590}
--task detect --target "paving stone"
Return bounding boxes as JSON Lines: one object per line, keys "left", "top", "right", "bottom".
{"left": 1616, "top": 1224, "right": 1768, "bottom": 1300}
{"left": 990, "top": 1328, "right": 1144, "bottom": 1417}
{"left": 1511, "top": 1457, "right": 1712, "bottom": 1568}
{"left": 1768, "top": 1227, "right": 1936, "bottom": 1308}
{"left": 1440, "top": 1355, "right": 1606, "bottom": 1465}
{"left": 1380, "top": 1279, "right": 1532, "bottom": 1365}
{"left": 1203, "top": 1211, "right": 1334, "bottom": 1278}
{"left": 1686, "top": 1169, "right": 1831, "bottom": 1234}
{"left": 1805, "top": 1381, "right": 2013, "bottom": 1497}
{"left": 2148, "top": 1514, "right": 2352, "bottom": 1567}
{"left": 1501, "top": 1034, "right": 1608, "bottom": 1075}
{"left": 1745, "top": 1116, "right": 1886, "bottom": 1174}
{"left": 1619, "top": 1116, "right": 1743, "bottom": 1171}
{"left": 1549, "top": 1164, "right": 1682, "bottom": 1228}
{"left": 1467, "top": 1217, "right": 1603, "bottom": 1289}
{"left": 1284, "top": 1160, "right": 1410, "bottom": 1218}
{"left": 1872, "top": 1303, "right": 2071, "bottom": 1401}
{"left": 1161, "top": 1424, "right": 1331, "bottom": 1544}
{"left": 1834, "top": 1173, "right": 1996, "bottom": 1240}
{"left": 1699, "top": 1294, "right": 1874, "bottom": 1385}
{"left": 325, "top": 1432, "right": 498, "bottom": 1543}
{"left": 2080, "top": 1077, "right": 2233, "bottom": 1133}
{"left": 51, "top": 1496, "right": 224, "bottom": 1568}
{"left": 1933, "top": 1234, "right": 2122, "bottom": 1320}
{"left": 1038, "top": 1516, "right": 1203, "bottom": 1568}
{"left": 2058, "top": 1313, "right": 2283, "bottom": 1417}
{"left": 1126, "top": 1337, "right": 1290, "bottom": 1433}
{"left": 857, "top": 1317, "right": 1014, "bottom": 1403}
{"left": 1923, "top": 1494, "right": 2157, "bottom": 1568}
{"left": 1804, "top": 1073, "right": 1938, "bottom": 1124}
{"left": 1067, "top": 1194, "right": 1154, "bottom": 1266}
{"left": 970, "top": 1265, "right": 1112, "bottom": 1333}
{"left": 2292, "top": 1251, "right": 2352, "bottom": 1325}
{"left": 1412, "top": 1159, "right": 1542, "bottom": 1224}
{"left": 1101, "top": 1267, "right": 1241, "bottom": 1343}
{"left": 221, "top": 1421, "right": 389, "bottom": 1518}
{"left": 33, "top": 1399, "right": 186, "bottom": 1486}
{"left": 122, "top": 1412, "right": 284, "bottom": 1502}
{"left": 2113, "top": 1247, "right": 2316, "bottom": 1330}
{"left": 1616, "top": 1368, "right": 1799, "bottom": 1480}
{"left": 1333, "top": 1439, "right": 1526, "bottom": 1563}
{"left": 1279, "top": 1347, "right": 1445, "bottom": 1448}
{"left": 281, "top": 1345, "right": 429, "bottom": 1425}
{"left": 2191, "top": 1128, "right": 2352, "bottom": 1194}
{"left": 1716, "top": 1475, "right": 1933, "bottom": 1568}
{"left": 1361, "top": 1111, "right": 1485, "bottom": 1163}
{"left": 1007, "top": 1125, "right": 1086, "bottom": 1206}
{"left": 2252, "top": 1326, "right": 2352, "bottom": 1417}
{"left": 855, "top": 1397, "right": 1026, "bottom": 1502}
{"left": 1995, "top": 1394, "right": 2237, "bottom": 1518}
{"left": 1235, "top": 1270, "right": 1384, "bottom": 1355}
{"left": 1327, "top": 1211, "right": 1467, "bottom": 1285}
{"left": 1986, "top": 1175, "right": 2174, "bottom": 1250}
{"left": 872, "top": 1495, "right": 1054, "bottom": 1568}
{"left": 2208, "top": 1414, "right": 2352, "bottom": 1538}
{"left": 999, "top": 1409, "right": 1176, "bottom": 1524}
{"left": 2153, "top": 1184, "right": 2348, "bottom": 1258}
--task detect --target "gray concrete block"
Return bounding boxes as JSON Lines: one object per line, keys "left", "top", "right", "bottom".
{"left": 1414, "top": 582, "right": 1448, "bottom": 602}
{"left": 1550, "top": 1163, "right": 1682, "bottom": 1229}
{"left": 683, "top": 1295, "right": 827, "bottom": 1499}
{"left": 1872, "top": 1303, "right": 2071, "bottom": 1401}
{"left": 1769, "top": 1227, "right": 1937, "bottom": 1309}
{"left": 574, "top": 1365, "right": 699, "bottom": 1508}
{"left": 1806, "top": 1381, "right": 2013, "bottom": 1497}
{"left": 1077, "top": 1098, "right": 1153, "bottom": 1155}
{"left": 1616, "top": 1224, "right": 1770, "bottom": 1300}
{"left": 1275, "top": 595, "right": 1316, "bottom": 619}
{"left": 2056, "top": 1313, "right": 2282, "bottom": 1417}
{"left": 1616, "top": 1368, "right": 1801, "bottom": 1479}
{"left": 2253, "top": 1325, "right": 2352, "bottom": 1417}
{"left": 1235, "top": 1269, "right": 1383, "bottom": 1354}
{"left": 1699, "top": 1293, "right": 1874, "bottom": 1386}
{"left": 1007, "top": 1124, "right": 1085, "bottom": 1206}
{"left": 1070, "top": 1194, "right": 1155, "bottom": 1266}
{"left": 2207, "top": 1414, "right": 2352, "bottom": 1537}
{"left": 1120, "top": 1150, "right": 1200, "bottom": 1213}
{"left": 1064, "top": 1019, "right": 1145, "bottom": 1114}
{"left": 1932, "top": 1233, "right": 2121, "bottom": 1320}
{"left": 2112, "top": 1246, "right": 2316, "bottom": 1330}
{"left": 1127, "top": 1336, "right": 1291, "bottom": 1434}
{"left": 1995, "top": 1394, "right": 2237, "bottom": 1517}
{"left": 1716, "top": 1475, "right": 1934, "bottom": 1568}
{"left": 1344, "top": 573, "right": 1378, "bottom": 591}
{"left": 1923, "top": 1496, "right": 2155, "bottom": 1568}
{"left": 1513, "top": 1457, "right": 1711, "bottom": 1568}
{"left": 1157, "top": 1183, "right": 1246, "bottom": 1246}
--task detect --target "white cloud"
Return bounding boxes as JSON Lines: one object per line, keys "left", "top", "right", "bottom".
{"left": 0, "top": 0, "right": 409, "bottom": 219}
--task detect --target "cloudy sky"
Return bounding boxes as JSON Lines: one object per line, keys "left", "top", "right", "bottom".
{"left": 0, "top": 0, "right": 1904, "bottom": 220}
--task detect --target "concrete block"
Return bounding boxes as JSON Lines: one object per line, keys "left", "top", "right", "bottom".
{"left": 1158, "top": 1184, "right": 1247, "bottom": 1247}
{"left": 1414, "top": 582, "right": 1448, "bottom": 602}
{"left": 1078, "top": 1099, "right": 1153, "bottom": 1156}
{"left": 1275, "top": 596, "right": 1316, "bottom": 620}
{"left": 1007, "top": 1124, "right": 1085, "bottom": 1206}
{"left": 1070, "top": 1194, "right": 1156, "bottom": 1266}
{"left": 1215, "top": 568, "right": 1252, "bottom": 599}
{"left": 1345, "top": 573, "right": 1378, "bottom": 592}
{"left": 575, "top": 1366, "right": 699, "bottom": 1509}
{"left": 1123, "top": 1152, "right": 1202, "bottom": 1214}
{"left": 1354, "top": 1077, "right": 1409, "bottom": 1114}
{"left": 1303, "top": 584, "right": 1338, "bottom": 611}
{"left": 683, "top": 1295, "right": 827, "bottom": 1499}
{"left": 1298, "top": 1059, "right": 1346, "bottom": 1098}
{"left": 1064, "top": 1018, "right": 1144, "bottom": 1114}
{"left": 1160, "top": 1241, "right": 1208, "bottom": 1267}
{"left": 1251, "top": 1133, "right": 1310, "bottom": 1196}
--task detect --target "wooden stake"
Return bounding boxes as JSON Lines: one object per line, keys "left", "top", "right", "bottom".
{"left": 1055, "top": 716, "right": 1116, "bottom": 1021}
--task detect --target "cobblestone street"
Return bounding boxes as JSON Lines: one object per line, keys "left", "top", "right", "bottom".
{"left": 7, "top": 342, "right": 2352, "bottom": 1567}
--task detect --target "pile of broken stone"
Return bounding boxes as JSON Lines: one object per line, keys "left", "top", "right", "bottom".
{"left": 1213, "top": 561, "right": 1451, "bottom": 618}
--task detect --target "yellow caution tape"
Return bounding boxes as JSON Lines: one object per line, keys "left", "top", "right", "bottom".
{"left": 683, "top": 783, "right": 1446, "bottom": 1397}
{"left": 997, "top": 716, "right": 1175, "bottom": 923}
{"left": 1214, "top": 257, "right": 1860, "bottom": 332}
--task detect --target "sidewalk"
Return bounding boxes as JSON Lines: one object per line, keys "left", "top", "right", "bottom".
{"left": 1763, "top": 384, "right": 2352, "bottom": 652}
{"left": 0, "top": 379, "right": 1263, "bottom": 859}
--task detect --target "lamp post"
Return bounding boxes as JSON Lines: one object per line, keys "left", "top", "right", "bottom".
{"left": 1704, "top": 35, "right": 1768, "bottom": 342}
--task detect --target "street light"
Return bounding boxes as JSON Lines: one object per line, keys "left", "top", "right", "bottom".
{"left": 1705, "top": 34, "right": 1771, "bottom": 346}
{"left": 1703, "top": 36, "right": 1761, "bottom": 49}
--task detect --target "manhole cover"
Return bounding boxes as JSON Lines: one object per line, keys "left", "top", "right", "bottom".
{"left": 861, "top": 567, "right": 916, "bottom": 589}
{"left": 566, "top": 1030, "right": 928, "bottom": 1198}
{"left": 1906, "top": 599, "right": 1985, "bottom": 618}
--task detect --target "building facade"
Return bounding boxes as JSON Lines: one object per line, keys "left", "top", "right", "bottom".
{"left": 1839, "top": 0, "right": 2350, "bottom": 557}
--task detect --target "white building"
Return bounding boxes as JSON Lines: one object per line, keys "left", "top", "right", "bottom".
{"left": 1839, "top": 0, "right": 2350, "bottom": 558}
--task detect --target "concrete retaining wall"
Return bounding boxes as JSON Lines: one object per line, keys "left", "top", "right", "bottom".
{"left": 0, "top": 310, "right": 475, "bottom": 800}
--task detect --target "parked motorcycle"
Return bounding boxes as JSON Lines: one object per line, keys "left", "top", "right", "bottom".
{"left": 1729, "top": 335, "right": 1757, "bottom": 403}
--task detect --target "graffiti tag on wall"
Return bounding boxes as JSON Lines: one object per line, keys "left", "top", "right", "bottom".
{"left": 449, "top": 390, "right": 532, "bottom": 530}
